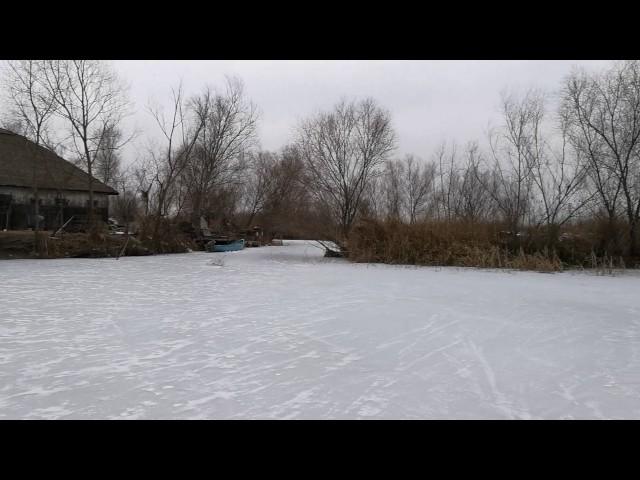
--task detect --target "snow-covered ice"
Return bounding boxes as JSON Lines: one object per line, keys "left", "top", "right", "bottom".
{"left": 1, "top": 240, "right": 640, "bottom": 419}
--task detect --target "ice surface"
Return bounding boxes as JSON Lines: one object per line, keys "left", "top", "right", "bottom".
{"left": 1, "top": 240, "right": 640, "bottom": 419}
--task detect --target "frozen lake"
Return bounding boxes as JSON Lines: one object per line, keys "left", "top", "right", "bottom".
{"left": 1, "top": 240, "right": 640, "bottom": 419}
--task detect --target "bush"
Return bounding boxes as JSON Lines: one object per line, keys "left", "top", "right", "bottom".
{"left": 138, "top": 216, "right": 196, "bottom": 254}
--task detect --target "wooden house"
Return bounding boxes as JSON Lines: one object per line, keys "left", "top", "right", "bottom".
{"left": 0, "top": 128, "right": 117, "bottom": 231}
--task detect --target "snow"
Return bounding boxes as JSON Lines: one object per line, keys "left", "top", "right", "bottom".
{"left": 1, "top": 240, "right": 640, "bottom": 419}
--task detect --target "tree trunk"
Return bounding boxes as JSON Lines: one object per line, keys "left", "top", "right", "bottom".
{"left": 629, "top": 221, "right": 638, "bottom": 257}
{"left": 546, "top": 223, "right": 560, "bottom": 249}
{"left": 190, "top": 194, "right": 202, "bottom": 229}
{"left": 31, "top": 138, "right": 41, "bottom": 255}
{"left": 88, "top": 167, "right": 95, "bottom": 228}
{"left": 601, "top": 213, "right": 618, "bottom": 255}
{"left": 152, "top": 189, "right": 167, "bottom": 253}
{"left": 33, "top": 188, "right": 42, "bottom": 256}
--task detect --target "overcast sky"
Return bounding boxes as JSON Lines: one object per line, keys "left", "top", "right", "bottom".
{"left": 113, "top": 60, "right": 613, "bottom": 164}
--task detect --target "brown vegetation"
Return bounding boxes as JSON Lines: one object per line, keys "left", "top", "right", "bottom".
{"left": 347, "top": 218, "right": 635, "bottom": 272}
{"left": 0, "top": 230, "right": 153, "bottom": 259}
{"left": 3, "top": 60, "right": 640, "bottom": 270}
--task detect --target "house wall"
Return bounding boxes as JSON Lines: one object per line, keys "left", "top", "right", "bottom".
{"left": 0, "top": 186, "right": 111, "bottom": 230}
{"left": 0, "top": 186, "right": 109, "bottom": 208}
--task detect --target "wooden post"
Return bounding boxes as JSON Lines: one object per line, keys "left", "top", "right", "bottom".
{"left": 52, "top": 215, "right": 74, "bottom": 238}
{"left": 2, "top": 196, "right": 12, "bottom": 230}
{"left": 116, "top": 234, "right": 130, "bottom": 260}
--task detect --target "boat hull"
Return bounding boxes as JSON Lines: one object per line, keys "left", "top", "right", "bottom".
{"left": 207, "top": 239, "right": 245, "bottom": 252}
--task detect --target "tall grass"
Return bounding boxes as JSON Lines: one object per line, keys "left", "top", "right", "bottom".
{"left": 347, "top": 218, "right": 631, "bottom": 272}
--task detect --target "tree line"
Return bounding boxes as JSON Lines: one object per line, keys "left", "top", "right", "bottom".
{"left": 2, "top": 60, "right": 640, "bottom": 261}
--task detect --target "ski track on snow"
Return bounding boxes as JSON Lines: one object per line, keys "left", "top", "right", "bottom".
{"left": 1, "top": 240, "right": 640, "bottom": 419}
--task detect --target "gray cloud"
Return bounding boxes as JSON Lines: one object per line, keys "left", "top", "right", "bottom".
{"left": 113, "top": 60, "right": 613, "bottom": 164}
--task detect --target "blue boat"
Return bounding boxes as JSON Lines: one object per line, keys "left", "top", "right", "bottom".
{"left": 206, "top": 238, "right": 245, "bottom": 252}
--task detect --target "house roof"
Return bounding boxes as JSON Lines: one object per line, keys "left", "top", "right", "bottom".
{"left": 0, "top": 128, "right": 118, "bottom": 195}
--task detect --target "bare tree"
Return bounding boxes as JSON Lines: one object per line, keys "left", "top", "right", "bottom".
{"left": 94, "top": 122, "right": 123, "bottom": 186}
{"left": 527, "top": 108, "right": 593, "bottom": 236}
{"left": 562, "top": 61, "right": 640, "bottom": 254}
{"left": 434, "top": 141, "right": 460, "bottom": 221}
{"left": 240, "top": 146, "right": 308, "bottom": 238}
{"left": 379, "top": 154, "right": 436, "bottom": 223}
{"left": 358, "top": 174, "right": 383, "bottom": 220}
{"left": 145, "top": 83, "right": 205, "bottom": 250}
{"left": 183, "top": 77, "right": 258, "bottom": 227}
{"left": 2, "top": 60, "right": 57, "bottom": 236}
{"left": 403, "top": 154, "right": 436, "bottom": 224}
{"left": 110, "top": 166, "right": 139, "bottom": 234}
{"left": 132, "top": 156, "right": 155, "bottom": 218}
{"left": 562, "top": 74, "right": 621, "bottom": 227}
{"left": 2, "top": 61, "right": 56, "bottom": 147}
{"left": 479, "top": 90, "right": 540, "bottom": 233}
{"left": 264, "top": 146, "right": 308, "bottom": 236}
{"left": 454, "top": 142, "right": 495, "bottom": 222}
{"left": 42, "top": 60, "right": 129, "bottom": 227}
{"left": 241, "top": 150, "right": 277, "bottom": 228}
{"left": 382, "top": 159, "right": 404, "bottom": 220}
{"left": 297, "top": 98, "right": 396, "bottom": 242}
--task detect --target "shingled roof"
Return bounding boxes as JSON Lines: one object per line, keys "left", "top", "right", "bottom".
{"left": 0, "top": 128, "right": 118, "bottom": 195}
